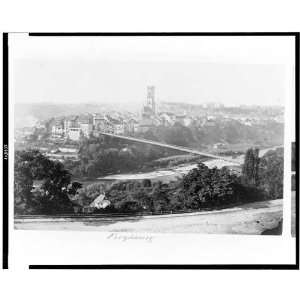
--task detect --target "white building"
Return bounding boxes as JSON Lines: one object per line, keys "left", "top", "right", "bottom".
{"left": 67, "top": 127, "right": 81, "bottom": 141}
{"left": 58, "top": 147, "right": 78, "bottom": 153}
{"left": 51, "top": 120, "right": 64, "bottom": 138}
{"left": 64, "top": 116, "right": 79, "bottom": 135}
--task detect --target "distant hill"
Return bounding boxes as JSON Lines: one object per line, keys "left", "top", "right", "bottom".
{"left": 14, "top": 102, "right": 139, "bottom": 128}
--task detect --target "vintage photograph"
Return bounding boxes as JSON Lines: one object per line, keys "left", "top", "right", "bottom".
{"left": 11, "top": 34, "right": 292, "bottom": 235}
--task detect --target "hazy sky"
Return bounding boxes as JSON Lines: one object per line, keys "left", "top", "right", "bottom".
{"left": 10, "top": 34, "right": 295, "bottom": 106}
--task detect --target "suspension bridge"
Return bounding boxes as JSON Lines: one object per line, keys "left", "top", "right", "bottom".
{"left": 99, "top": 132, "right": 241, "bottom": 164}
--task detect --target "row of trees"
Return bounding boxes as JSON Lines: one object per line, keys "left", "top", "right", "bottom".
{"left": 71, "top": 163, "right": 266, "bottom": 214}
{"left": 138, "top": 120, "right": 284, "bottom": 149}
{"left": 14, "top": 146, "right": 284, "bottom": 215}
{"left": 85, "top": 147, "right": 284, "bottom": 213}
{"left": 104, "top": 165, "right": 266, "bottom": 213}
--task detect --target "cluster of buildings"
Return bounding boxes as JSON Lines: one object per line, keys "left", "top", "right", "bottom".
{"left": 138, "top": 86, "right": 196, "bottom": 131}
{"left": 27, "top": 86, "right": 284, "bottom": 143}
{"left": 50, "top": 86, "right": 195, "bottom": 141}
{"left": 51, "top": 113, "right": 139, "bottom": 141}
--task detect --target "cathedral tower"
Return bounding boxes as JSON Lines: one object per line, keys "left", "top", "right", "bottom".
{"left": 146, "top": 86, "right": 156, "bottom": 114}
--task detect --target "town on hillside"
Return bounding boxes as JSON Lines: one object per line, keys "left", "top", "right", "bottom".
{"left": 15, "top": 86, "right": 284, "bottom": 163}
{"left": 13, "top": 84, "right": 286, "bottom": 236}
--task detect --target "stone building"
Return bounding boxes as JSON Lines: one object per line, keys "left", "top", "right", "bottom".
{"left": 138, "top": 86, "right": 160, "bottom": 133}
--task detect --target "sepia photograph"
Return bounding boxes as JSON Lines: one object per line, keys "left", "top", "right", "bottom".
{"left": 9, "top": 34, "right": 295, "bottom": 238}
{"left": 2, "top": 3, "right": 300, "bottom": 300}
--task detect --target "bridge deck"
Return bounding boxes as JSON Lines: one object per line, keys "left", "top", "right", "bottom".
{"left": 99, "top": 132, "right": 240, "bottom": 164}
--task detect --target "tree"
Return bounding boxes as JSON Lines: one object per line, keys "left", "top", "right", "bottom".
{"left": 14, "top": 150, "right": 75, "bottom": 214}
{"left": 259, "top": 148, "right": 284, "bottom": 199}
{"left": 242, "top": 148, "right": 260, "bottom": 186}
{"left": 14, "top": 160, "right": 34, "bottom": 209}
{"left": 182, "top": 163, "right": 259, "bottom": 209}
{"left": 150, "top": 187, "right": 170, "bottom": 212}
{"left": 74, "top": 135, "right": 175, "bottom": 178}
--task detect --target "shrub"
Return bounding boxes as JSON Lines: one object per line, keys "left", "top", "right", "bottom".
{"left": 259, "top": 148, "right": 284, "bottom": 199}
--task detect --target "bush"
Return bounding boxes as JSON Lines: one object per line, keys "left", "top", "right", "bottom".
{"left": 259, "top": 148, "right": 284, "bottom": 199}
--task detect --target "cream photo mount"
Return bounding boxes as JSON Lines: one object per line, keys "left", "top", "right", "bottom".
{"left": 2, "top": 32, "right": 299, "bottom": 270}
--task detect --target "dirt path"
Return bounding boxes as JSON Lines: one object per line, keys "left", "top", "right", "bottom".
{"left": 15, "top": 199, "right": 283, "bottom": 235}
